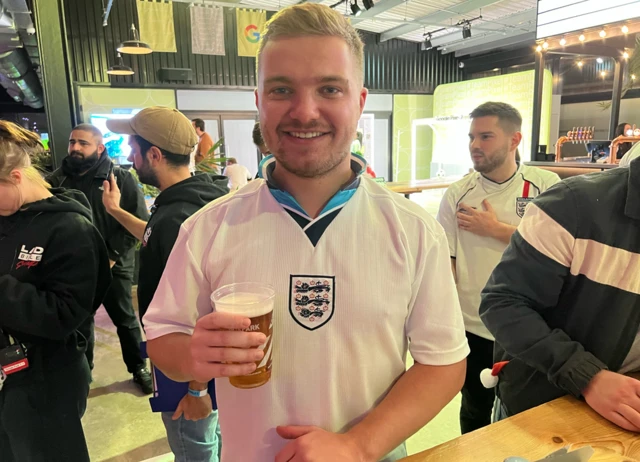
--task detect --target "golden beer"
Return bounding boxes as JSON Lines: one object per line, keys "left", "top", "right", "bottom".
{"left": 211, "top": 283, "right": 275, "bottom": 389}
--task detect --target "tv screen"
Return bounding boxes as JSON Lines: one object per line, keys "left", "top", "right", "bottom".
{"left": 90, "top": 113, "right": 140, "bottom": 165}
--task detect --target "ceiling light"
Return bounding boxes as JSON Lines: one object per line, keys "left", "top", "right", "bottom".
{"left": 107, "top": 53, "right": 134, "bottom": 76}
{"left": 624, "top": 51, "right": 630, "bottom": 59}
{"left": 622, "top": 25, "right": 629, "bottom": 34}
{"left": 422, "top": 33, "right": 433, "bottom": 51}
{"left": 362, "top": 0, "right": 374, "bottom": 10}
{"left": 462, "top": 22, "right": 471, "bottom": 39}
{"left": 560, "top": 38, "right": 567, "bottom": 46}
{"left": 599, "top": 29, "right": 606, "bottom": 38}
{"left": 350, "top": 1, "right": 362, "bottom": 16}
{"left": 597, "top": 57, "right": 603, "bottom": 63}
{"left": 536, "top": 45, "right": 542, "bottom": 52}
{"left": 577, "top": 60, "right": 584, "bottom": 67}
{"left": 542, "top": 41, "right": 549, "bottom": 50}
{"left": 117, "top": 24, "right": 152, "bottom": 55}
{"left": 579, "top": 34, "right": 585, "bottom": 42}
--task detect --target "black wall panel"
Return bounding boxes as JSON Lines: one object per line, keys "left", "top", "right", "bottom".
{"left": 64, "top": 0, "right": 462, "bottom": 92}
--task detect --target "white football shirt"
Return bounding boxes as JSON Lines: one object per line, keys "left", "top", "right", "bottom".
{"left": 144, "top": 175, "right": 469, "bottom": 462}
{"left": 437, "top": 163, "right": 561, "bottom": 340}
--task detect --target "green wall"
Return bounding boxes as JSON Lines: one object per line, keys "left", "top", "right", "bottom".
{"left": 392, "top": 95, "right": 434, "bottom": 182}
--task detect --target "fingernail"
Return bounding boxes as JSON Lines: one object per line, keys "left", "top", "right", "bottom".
{"left": 255, "top": 350, "right": 265, "bottom": 360}
{"left": 250, "top": 363, "right": 257, "bottom": 371}
{"left": 258, "top": 334, "right": 267, "bottom": 343}
{"left": 242, "top": 318, "right": 251, "bottom": 327}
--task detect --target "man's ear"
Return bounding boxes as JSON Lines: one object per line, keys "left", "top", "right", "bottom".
{"left": 147, "top": 146, "right": 163, "bottom": 164}
{"left": 98, "top": 143, "right": 106, "bottom": 156}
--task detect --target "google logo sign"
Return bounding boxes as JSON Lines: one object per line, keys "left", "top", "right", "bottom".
{"left": 245, "top": 24, "right": 261, "bottom": 43}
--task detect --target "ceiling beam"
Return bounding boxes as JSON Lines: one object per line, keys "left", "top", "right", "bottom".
{"left": 453, "top": 31, "right": 535, "bottom": 56}
{"left": 430, "top": 8, "right": 536, "bottom": 48}
{"left": 379, "top": 0, "right": 504, "bottom": 42}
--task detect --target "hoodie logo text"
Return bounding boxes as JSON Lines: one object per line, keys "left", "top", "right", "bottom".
{"left": 16, "top": 245, "right": 44, "bottom": 269}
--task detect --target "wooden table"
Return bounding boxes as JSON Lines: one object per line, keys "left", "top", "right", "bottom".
{"left": 402, "top": 392, "right": 640, "bottom": 462}
{"left": 386, "top": 177, "right": 461, "bottom": 198}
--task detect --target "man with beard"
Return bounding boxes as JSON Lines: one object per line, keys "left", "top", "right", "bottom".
{"left": 100, "top": 107, "right": 229, "bottom": 461}
{"left": 437, "top": 102, "right": 560, "bottom": 434}
{"left": 47, "top": 123, "right": 153, "bottom": 394}
{"left": 143, "top": 4, "right": 469, "bottom": 462}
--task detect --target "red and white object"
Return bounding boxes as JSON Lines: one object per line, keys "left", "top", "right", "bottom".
{"left": 480, "top": 361, "right": 509, "bottom": 388}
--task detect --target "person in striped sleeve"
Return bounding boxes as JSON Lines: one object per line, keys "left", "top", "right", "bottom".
{"left": 480, "top": 155, "right": 640, "bottom": 432}
{"left": 437, "top": 102, "right": 560, "bottom": 434}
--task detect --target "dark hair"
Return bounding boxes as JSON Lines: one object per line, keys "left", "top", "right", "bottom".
{"left": 470, "top": 102, "right": 522, "bottom": 134}
{"left": 133, "top": 135, "right": 190, "bottom": 168}
{"left": 226, "top": 157, "right": 237, "bottom": 164}
{"left": 615, "top": 122, "right": 630, "bottom": 138}
{"left": 192, "top": 118, "right": 205, "bottom": 132}
{"left": 73, "top": 123, "right": 104, "bottom": 142}
{"left": 252, "top": 122, "right": 264, "bottom": 147}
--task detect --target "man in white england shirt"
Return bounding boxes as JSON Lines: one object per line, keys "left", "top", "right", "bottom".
{"left": 144, "top": 4, "right": 469, "bottom": 461}
{"left": 437, "top": 102, "right": 560, "bottom": 434}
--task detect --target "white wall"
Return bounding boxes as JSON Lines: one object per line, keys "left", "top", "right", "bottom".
{"left": 364, "top": 94, "right": 393, "bottom": 112}
{"left": 178, "top": 90, "right": 394, "bottom": 113}
{"left": 374, "top": 118, "right": 389, "bottom": 179}
{"left": 177, "top": 90, "right": 256, "bottom": 112}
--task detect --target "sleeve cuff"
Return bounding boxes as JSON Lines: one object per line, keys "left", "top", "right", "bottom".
{"left": 555, "top": 352, "right": 608, "bottom": 398}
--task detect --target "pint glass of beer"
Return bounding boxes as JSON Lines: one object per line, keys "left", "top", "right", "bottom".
{"left": 211, "top": 282, "right": 275, "bottom": 389}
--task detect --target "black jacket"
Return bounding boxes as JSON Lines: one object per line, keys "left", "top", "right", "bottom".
{"left": 137, "top": 173, "right": 229, "bottom": 320}
{"left": 480, "top": 159, "right": 640, "bottom": 416}
{"left": 47, "top": 154, "right": 149, "bottom": 273}
{"left": 0, "top": 189, "right": 111, "bottom": 387}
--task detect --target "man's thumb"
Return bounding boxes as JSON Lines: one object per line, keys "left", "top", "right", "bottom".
{"left": 276, "top": 426, "right": 316, "bottom": 440}
{"left": 103, "top": 180, "right": 111, "bottom": 193}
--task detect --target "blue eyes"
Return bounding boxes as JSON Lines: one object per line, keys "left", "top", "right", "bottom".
{"left": 269, "top": 87, "right": 342, "bottom": 96}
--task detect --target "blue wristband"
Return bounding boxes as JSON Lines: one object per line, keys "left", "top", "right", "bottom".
{"left": 188, "top": 388, "right": 208, "bottom": 398}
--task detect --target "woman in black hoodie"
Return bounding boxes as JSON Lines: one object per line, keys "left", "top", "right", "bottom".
{"left": 0, "top": 121, "right": 111, "bottom": 462}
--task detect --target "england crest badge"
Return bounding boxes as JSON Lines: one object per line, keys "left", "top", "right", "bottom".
{"left": 515, "top": 197, "right": 534, "bottom": 218}
{"left": 289, "top": 275, "right": 335, "bottom": 331}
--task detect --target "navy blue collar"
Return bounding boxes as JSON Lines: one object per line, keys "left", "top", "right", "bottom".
{"left": 257, "top": 153, "right": 367, "bottom": 218}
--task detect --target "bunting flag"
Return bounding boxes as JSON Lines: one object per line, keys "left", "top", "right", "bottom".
{"left": 236, "top": 9, "right": 266, "bottom": 58}
{"left": 191, "top": 5, "right": 225, "bottom": 56}
{"left": 137, "top": 0, "right": 177, "bottom": 53}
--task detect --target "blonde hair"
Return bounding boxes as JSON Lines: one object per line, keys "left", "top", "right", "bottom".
{"left": 0, "top": 120, "right": 50, "bottom": 189}
{"left": 256, "top": 4, "right": 365, "bottom": 83}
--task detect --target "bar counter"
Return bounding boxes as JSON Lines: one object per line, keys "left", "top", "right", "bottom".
{"left": 401, "top": 374, "right": 640, "bottom": 462}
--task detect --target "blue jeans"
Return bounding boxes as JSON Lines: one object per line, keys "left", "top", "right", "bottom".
{"left": 161, "top": 410, "right": 221, "bottom": 462}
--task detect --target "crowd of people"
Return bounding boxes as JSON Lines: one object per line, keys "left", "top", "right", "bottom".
{"left": 0, "top": 3, "right": 638, "bottom": 462}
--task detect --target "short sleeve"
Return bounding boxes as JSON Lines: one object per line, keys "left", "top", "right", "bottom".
{"left": 436, "top": 187, "right": 458, "bottom": 258}
{"left": 406, "top": 226, "right": 469, "bottom": 366}
{"left": 143, "top": 224, "right": 213, "bottom": 340}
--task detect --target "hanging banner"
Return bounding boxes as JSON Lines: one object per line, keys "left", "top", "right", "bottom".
{"left": 191, "top": 5, "right": 225, "bottom": 55}
{"left": 137, "top": 0, "right": 177, "bottom": 53}
{"left": 236, "top": 9, "right": 266, "bottom": 57}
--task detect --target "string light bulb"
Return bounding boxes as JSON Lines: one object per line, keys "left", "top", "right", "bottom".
{"left": 632, "top": 74, "right": 637, "bottom": 80}
{"left": 597, "top": 57, "right": 604, "bottom": 64}
{"left": 579, "top": 34, "right": 586, "bottom": 42}
{"left": 601, "top": 71, "right": 606, "bottom": 77}
{"left": 577, "top": 60, "right": 584, "bottom": 68}
{"left": 624, "top": 51, "right": 630, "bottom": 59}
{"left": 536, "top": 45, "right": 542, "bottom": 52}
{"left": 560, "top": 38, "right": 567, "bottom": 46}
{"left": 622, "top": 25, "right": 629, "bottom": 34}
{"left": 542, "top": 41, "right": 549, "bottom": 50}
{"left": 599, "top": 29, "right": 606, "bottom": 38}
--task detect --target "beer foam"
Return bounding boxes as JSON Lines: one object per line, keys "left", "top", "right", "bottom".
{"left": 213, "top": 292, "right": 274, "bottom": 318}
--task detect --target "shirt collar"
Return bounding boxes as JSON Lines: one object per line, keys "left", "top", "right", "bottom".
{"left": 257, "top": 153, "right": 367, "bottom": 218}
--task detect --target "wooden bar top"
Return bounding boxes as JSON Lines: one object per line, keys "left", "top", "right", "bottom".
{"left": 386, "top": 177, "right": 461, "bottom": 195}
{"left": 402, "top": 389, "right": 640, "bottom": 462}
